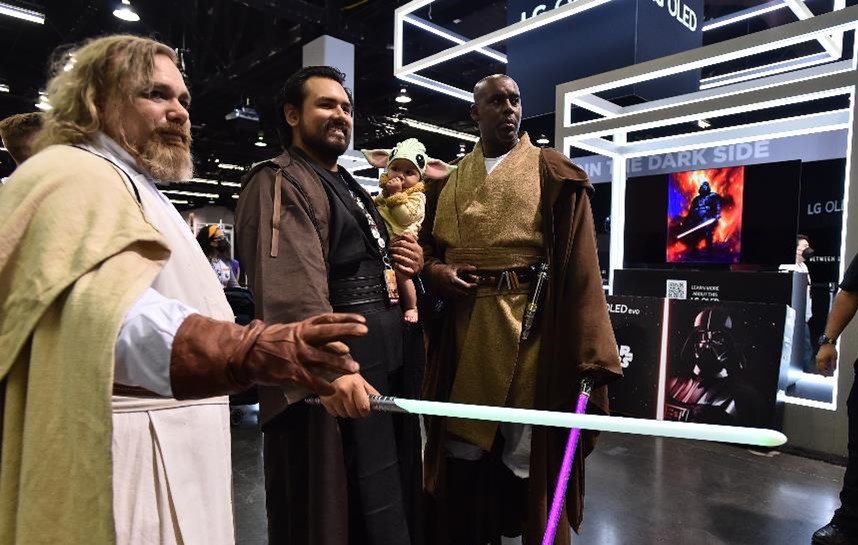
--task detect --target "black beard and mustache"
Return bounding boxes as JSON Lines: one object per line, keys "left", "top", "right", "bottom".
{"left": 300, "top": 118, "right": 351, "bottom": 159}
{"left": 135, "top": 127, "right": 194, "bottom": 183}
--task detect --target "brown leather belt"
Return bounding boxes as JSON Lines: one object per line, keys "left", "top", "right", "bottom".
{"left": 473, "top": 266, "right": 537, "bottom": 289}
{"left": 113, "top": 383, "right": 161, "bottom": 398}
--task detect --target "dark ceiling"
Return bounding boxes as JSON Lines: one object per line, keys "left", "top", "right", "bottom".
{"left": 0, "top": 0, "right": 854, "bottom": 209}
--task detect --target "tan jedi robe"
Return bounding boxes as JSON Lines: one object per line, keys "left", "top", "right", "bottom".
{"left": 433, "top": 134, "right": 544, "bottom": 449}
{"left": 421, "top": 135, "right": 623, "bottom": 545}
{"left": 0, "top": 144, "right": 234, "bottom": 545}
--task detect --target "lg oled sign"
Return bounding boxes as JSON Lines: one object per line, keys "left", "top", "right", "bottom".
{"left": 519, "top": 0, "right": 698, "bottom": 32}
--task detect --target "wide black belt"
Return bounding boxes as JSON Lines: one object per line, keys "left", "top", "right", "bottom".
{"left": 329, "top": 275, "right": 390, "bottom": 308}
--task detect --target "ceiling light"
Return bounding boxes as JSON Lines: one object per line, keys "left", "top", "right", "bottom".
{"left": 536, "top": 134, "right": 550, "bottom": 145}
{"left": 113, "top": 0, "right": 140, "bottom": 22}
{"left": 190, "top": 177, "right": 219, "bottom": 185}
{"left": 217, "top": 162, "right": 245, "bottom": 171}
{"left": 254, "top": 131, "right": 267, "bottom": 147}
{"left": 231, "top": 194, "right": 240, "bottom": 199}
{"left": 696, "top": 119, "right": 711, "bottom": 129}
{"left": 169, "top": 199, "right": 189, "bottom": 205}
{"left": 399, "top": 117, "right": 479, "bottom": 142}
{"left": 456, "top": 143, "right": 466, "bottom": 158}
{"left": 0, "top": 83, "right": 9, "bottom": 93}
{"left": 35, "top": 91, "right": 51, "bottom": 111}
{"left": 220, "top": 181, "right": 242, "bottom": 188}
{"left": 0, "top": 2, "right": 44, "bottom": 24}
{"left": 395, "top": 87, "right": 412, "bottom": 104}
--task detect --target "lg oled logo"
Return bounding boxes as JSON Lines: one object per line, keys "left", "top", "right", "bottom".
{"left": 520, "top": 0, "right": 698, "bottom": 32}
{"left": 607, "top": 303, "right": 641, "bottom": 315}
{"left": 619, "top": 345, "right": 634, "bottom": 368}
{"left": 519, "top": 0, "right": 573, "bottom": 22}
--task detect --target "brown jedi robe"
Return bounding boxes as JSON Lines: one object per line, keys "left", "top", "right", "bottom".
{"left": 420, "top": 145, "right": 622, "bottom": 545}
{"left": 235, "top": 150, "right": 350, "bottom": 545}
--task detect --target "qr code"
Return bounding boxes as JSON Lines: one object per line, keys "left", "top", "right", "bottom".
{"left": 666, "top": 279, "right": 687, "bottom": 300}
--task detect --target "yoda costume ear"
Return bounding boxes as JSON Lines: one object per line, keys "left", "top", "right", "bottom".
{"left": 424, "top": 158, "right": 457, "bottom": 180}
{"left": 361, "top": 148, "right": 391, "bottom": 169}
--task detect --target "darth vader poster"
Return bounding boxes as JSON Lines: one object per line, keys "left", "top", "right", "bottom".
{"left": 662, "top": 299, "right": 786, "bottom": 428}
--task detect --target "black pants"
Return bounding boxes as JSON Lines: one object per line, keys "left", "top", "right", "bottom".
{"left": 834, "top": 361, "right": 858, "bottom": 531}
{"left": 263, "top": 304, "right": 422, "bottom": 545}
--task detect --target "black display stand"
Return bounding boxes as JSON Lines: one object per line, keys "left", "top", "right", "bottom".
{"left": 607, "top": 294, "right": 789, "bottom": 430}
{"left": 613, "top": 268, "right": 808, "bottom": 389}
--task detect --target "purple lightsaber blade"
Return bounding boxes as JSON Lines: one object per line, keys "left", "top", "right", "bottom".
{"left": 541, "top": 378, "right": 593, "bottom": 545}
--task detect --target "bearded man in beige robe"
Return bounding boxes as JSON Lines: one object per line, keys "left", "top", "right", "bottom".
{"left": 0, "top": 35, "right": 367, "bottom": 545}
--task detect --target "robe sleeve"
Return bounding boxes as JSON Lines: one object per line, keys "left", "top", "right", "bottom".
{"left": 389, "top": 191, "right": 426, "bottom": 231}
{"left": 418, "top": 178, "right": 448, "bottom": 291}
{"left": 235, "top": 164, "right": 332, "bottom": 325}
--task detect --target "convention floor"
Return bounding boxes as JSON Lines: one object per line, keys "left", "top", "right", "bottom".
{"left": 230, "top": 408, "right": 846, "bottom": 545}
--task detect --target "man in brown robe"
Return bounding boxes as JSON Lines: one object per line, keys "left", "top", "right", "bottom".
{"left": 235, "top": 66, "right": 424, "bottom": 545}
{"left": 420, "top": 74, "right": 622, "bottom": 545}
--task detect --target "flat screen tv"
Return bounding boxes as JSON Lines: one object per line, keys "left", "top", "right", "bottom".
{"left": 624, "top": 160, "right": 800, "bottom": 270}
{"left": 666, "top": 166, "right": 745, "bottom": 264}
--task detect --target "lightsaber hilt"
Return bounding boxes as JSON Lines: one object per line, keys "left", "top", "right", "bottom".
{"left": 304, "top": 394, "right": 408, "bottom": 414}
{"left": 521, "top": 262, "right": 549, "bottom": 341}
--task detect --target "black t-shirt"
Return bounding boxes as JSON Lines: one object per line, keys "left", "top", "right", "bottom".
{"left": 840, "top": 253, "right": 858, "bottom": 292}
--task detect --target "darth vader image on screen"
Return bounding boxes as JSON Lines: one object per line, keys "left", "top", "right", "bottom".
{"left": 667, "top": 167, "right": 744, "bottom": 264}
{"left": 665, "top": 307, "right": 764, "bottom": 426}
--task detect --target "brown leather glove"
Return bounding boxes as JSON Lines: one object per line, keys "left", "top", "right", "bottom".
{"left": 170, "top": 312, "right": 367, "bottom": 400}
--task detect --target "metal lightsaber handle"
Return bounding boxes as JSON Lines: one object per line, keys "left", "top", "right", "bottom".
{"left": 304, "top": 394, "right": 407, "bottom": 413}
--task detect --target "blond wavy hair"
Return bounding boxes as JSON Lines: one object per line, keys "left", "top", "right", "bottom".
{"left": 33, "top": 34, "right": 176, "bottom": 154}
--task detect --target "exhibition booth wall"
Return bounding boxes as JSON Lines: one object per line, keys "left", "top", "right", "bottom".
{"left": 552, "top": 6, "right": 858, "bottom": 457}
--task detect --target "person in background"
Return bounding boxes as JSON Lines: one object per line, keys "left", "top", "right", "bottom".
{"left": 0, "top": 112, "right": 43, "bottom": 184}
{"left": 813, "top": 252, "right": 858, "bottom": 545}
{"left": 197, "top": 224, "right": 239, "bottom": 288}
{"left": 780, "top": 234, "right": 815, "bottom": 369}
{"left": 0, "top": 112, "right": 43, "bottom": 167}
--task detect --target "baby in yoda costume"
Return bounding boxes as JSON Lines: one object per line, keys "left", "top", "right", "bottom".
{"left": 362, "top": 138, "right": 454, "bottom": 322}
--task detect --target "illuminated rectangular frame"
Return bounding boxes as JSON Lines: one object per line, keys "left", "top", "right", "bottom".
{"left": 555, "top": 7, "right": 858, "bottom": 411}
{"left": 393, "top": 0, "right": 845, "bottom": 104}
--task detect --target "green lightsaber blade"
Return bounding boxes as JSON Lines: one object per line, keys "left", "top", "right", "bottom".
{"left": 379, "top": 396, "right": 787, "bottom": 447}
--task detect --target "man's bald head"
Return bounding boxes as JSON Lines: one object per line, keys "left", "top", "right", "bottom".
{"left": 470, "top": 74, "right": 522, "bottom": 158}
{"left": 473, "top": 74, "right": 516, "bottom": 102}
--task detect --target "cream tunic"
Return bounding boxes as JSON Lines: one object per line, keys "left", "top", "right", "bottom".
{"left": 85, "top": 135, "right": 236, "bottom": 545}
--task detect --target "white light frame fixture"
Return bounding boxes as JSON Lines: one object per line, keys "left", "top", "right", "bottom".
{"left": 0, "top": 2, "right": 44, "bottom": 24}
{"left": 399, "top": 117, "right": 479, "bottom": 142}
{"left": 393, "top": 0, "right": 612, "bottom": 103}
{"left": 0, "top": 83, "right": 9, "bottom": 93}
{"left": 702, "top": 0, "right": 788, "bottom": 32}
{"left": 394, "top": 0, "right": 844, "bottom": 104}
{"left": 556, "top": 6, "right": 858, "bottom": 412}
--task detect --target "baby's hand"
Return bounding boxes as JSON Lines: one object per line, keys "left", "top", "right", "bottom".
{"left": 384, "top": 176, "right": 404, "bottom": 196}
